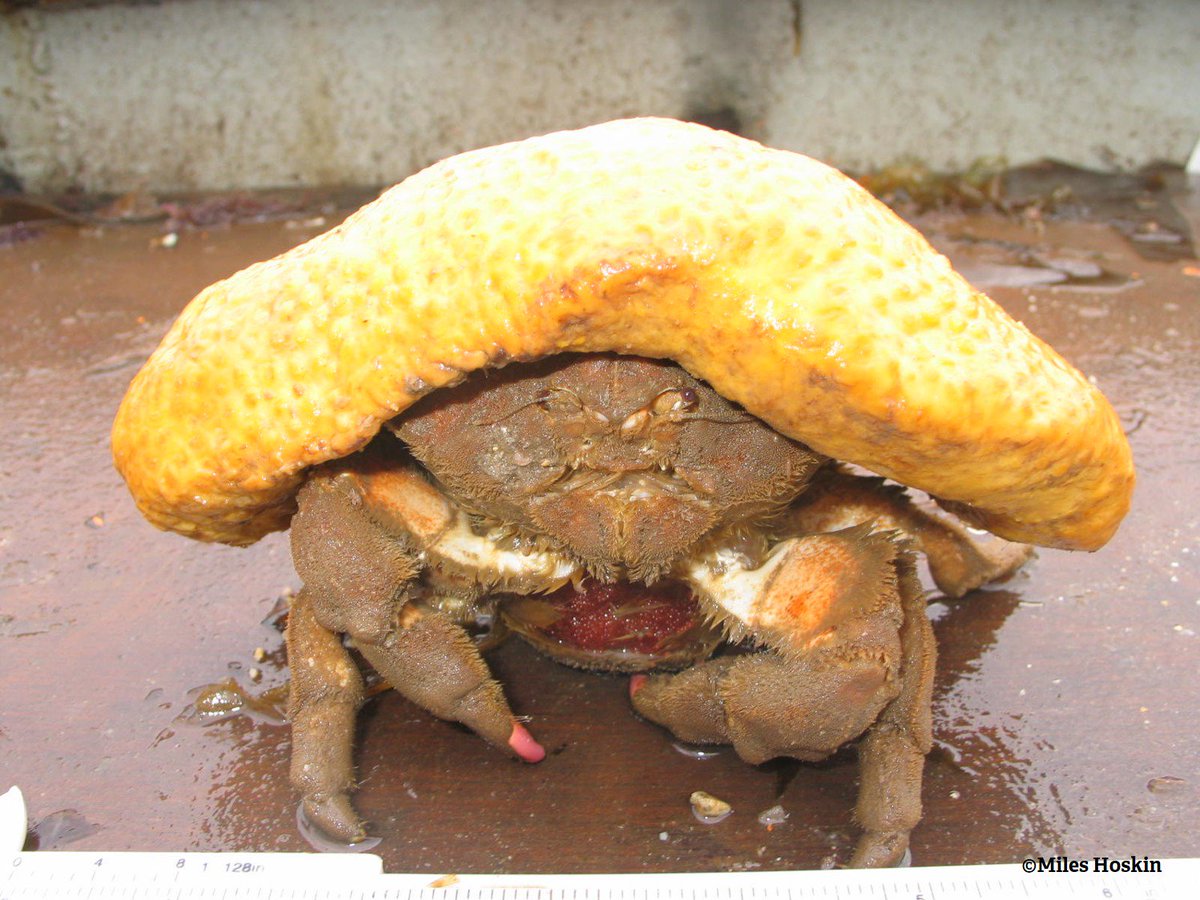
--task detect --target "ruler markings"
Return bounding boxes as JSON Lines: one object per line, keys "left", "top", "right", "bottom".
{"left": 5, "top": 860, "right": 1200, "bottom": 899}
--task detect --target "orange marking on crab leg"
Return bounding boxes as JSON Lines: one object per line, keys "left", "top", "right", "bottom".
{"left": 686, "top": 526, "right": 900, "bottom": 651}
{"left": 349, "top": 464, "right": 453, "bottom": 542}
{"left": 759, "top": 527, "right": 897, "bottom": 638}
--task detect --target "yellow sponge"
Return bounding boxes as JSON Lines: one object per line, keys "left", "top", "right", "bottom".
{"left": 112, "top": 118, "right": 1133, "bottom": 550}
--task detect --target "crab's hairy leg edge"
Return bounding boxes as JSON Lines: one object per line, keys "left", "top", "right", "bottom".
{"left": 629, "top": 656, "right": 739, "bottom": 745}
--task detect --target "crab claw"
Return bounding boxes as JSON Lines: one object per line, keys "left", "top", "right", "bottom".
{"left": 301, "top": 792, "right": 369, "bottom": 846}
{"left": 508, "top": 721, "right": 546, "bottom": 763}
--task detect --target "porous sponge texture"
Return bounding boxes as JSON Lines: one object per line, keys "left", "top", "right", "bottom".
{"left": 112, "top": 118, "right": 1133, "bottom": 550}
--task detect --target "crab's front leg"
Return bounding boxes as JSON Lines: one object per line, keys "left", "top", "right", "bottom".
{"left": 633, "top": 528, "right": 933, "bottom": 867}
{"left": 287, "top": 455, "right": 568, "bottom": 841}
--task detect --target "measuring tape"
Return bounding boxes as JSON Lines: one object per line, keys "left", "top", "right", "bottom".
{"left": 4, "top": 851, "right": 1196, "bottom": 899}
{"left": 2, "top": 792, "right": 1194, "bottom": 898}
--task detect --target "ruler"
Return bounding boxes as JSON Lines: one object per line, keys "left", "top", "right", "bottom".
{"left": 1, "top": 793, "right": 1195, "bottom": 898}
{"left": 3, "top": 852, "right": 1197, "bottom": 900}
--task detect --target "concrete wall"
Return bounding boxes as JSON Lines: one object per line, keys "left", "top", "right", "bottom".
{"left": 1, "top": 0, "right": 1197, "bottom": 194}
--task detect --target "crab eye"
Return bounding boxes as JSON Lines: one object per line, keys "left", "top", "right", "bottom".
{"left": 650, "top": 387, "right": 700, "bottom": 417}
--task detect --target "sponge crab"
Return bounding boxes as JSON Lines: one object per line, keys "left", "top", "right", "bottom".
{"left": 112, "top": 119, "right": 1133, "bottom": 867}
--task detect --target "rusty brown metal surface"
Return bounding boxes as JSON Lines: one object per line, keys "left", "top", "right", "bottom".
{"left": 1, "top": 182, "right": 1197, "bottom": 871}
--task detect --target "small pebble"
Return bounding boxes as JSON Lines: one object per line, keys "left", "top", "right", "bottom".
{"left": 1147, "top": 775, "right": 1187, "bottom": 795}
{"left": 689, "top": 790, "right": 733, "bottom": 824}
{"left": 757, "top": 804, "right": 789, "bottom": 827}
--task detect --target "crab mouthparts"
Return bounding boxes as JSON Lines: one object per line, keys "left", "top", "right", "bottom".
{"left": 529, "top": 474, "right": 715, "bottom": 583}
{"left": 500, "top": 578, "right": 721, "bottom": 673}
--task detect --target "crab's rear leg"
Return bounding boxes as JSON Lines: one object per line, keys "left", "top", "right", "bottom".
{"left": 635, "top": 528, "right": 932, "bottom": 867}
{"left": 789, "top": 467, "right": 1033, "bottom": 598}
{"left": 288, "top": 462, "right": 549, "bottom": 841}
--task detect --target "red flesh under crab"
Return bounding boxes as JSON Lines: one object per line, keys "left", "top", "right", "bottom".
{"left": 501, "top": 578, "right": 720, "bottom": 672}
{"left": 543, "top": 580, "right": 699, "bottom": 653}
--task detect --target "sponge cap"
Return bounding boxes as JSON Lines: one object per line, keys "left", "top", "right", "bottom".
{"left": 112, "top": 118, "right": 1133, "bottom": 550}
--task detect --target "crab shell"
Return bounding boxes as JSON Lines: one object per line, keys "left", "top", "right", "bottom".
{"left": 112, "top": 118, "right": 1133, "bottom": 551}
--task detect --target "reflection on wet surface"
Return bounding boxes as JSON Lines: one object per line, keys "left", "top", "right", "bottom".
{"left": 1, "top": 170, "right": 1197, "bottom": 870}
{"left": 928, "top": 589, "right": 1074, "bottom": 859}
{"left": 183, "top": 679, "right": 289, "bottom": 725}
{"left": 23, "top": 808, "right": 102, "bottom": 851}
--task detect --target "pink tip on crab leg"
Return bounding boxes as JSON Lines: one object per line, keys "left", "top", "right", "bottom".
{"left": 629, "top": 674, "right": 649, "bottom": 698}
{"left": 508, "top": 721, "right": 546, "bottom": 763}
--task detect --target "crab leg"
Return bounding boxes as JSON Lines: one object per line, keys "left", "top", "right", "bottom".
{"left": 290, "top": 469, "right": 425, "bottom": 646}
{"left": 294, "top": 459, "right": 560, "bottom": 758}
{"left": 355, "top": 605, "right": 545, "bottom": 762}
{"left": 637, "top": 528, "right": 932, "bottom": 867}
{"left": 321, "top": 456, "right": 581, "bottom": 598}
{"left": 286, "top": 588, "right": 368, "bottom": 842}
{"left": 288, "top": 464, "right": 549, "bottom": 841}
{"left": 785, "top": 467, "right": 1034, "bottom": 598}
{"left": 630, "top": 640, "right": 902, "bottom": 762}
{"left": 656, "top": 529, "right": 910, "bottom": 745}
{"left": 291, "top": 467, "right": 556, "bottom": 753}
{"left": 681, "top": 525, "right": 904, "bottom": 652}
{"left": 850, "top": 555, "right": 935, "bottom": 868}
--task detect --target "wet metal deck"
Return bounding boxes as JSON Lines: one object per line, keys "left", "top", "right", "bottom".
{"left": 1, "top": 182, "right": 1197, "bottom": 871}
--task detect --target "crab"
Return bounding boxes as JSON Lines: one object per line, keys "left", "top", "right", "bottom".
{"left": 288, "top": 352, "right": 1033, "bottom": 866}
{"left": 112, "top": 119, "right": 1134, "bottom": 869}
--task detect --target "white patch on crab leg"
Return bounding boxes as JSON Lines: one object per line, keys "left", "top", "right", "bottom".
{"left": 352, "top": 464, "right": 581, "bottom": 589}
{"left": 682, "top": 542, "right": 799, "bottom": 640}
{"left": 424, "top": 514, "right": 580, "bottom": 587}
{"left": 682, "top": 527, "right": 899, "bottom": 652}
